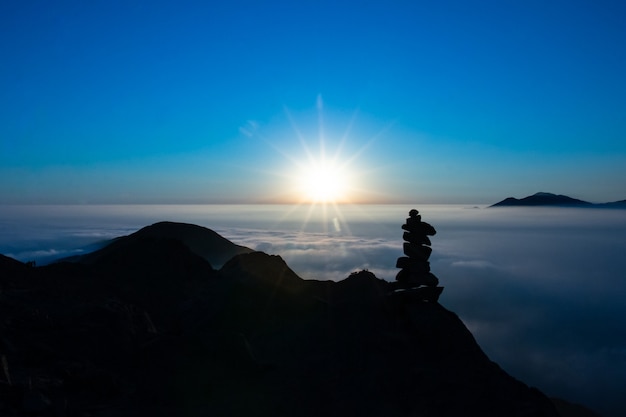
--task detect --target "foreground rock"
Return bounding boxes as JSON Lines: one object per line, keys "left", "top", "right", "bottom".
{"left": 0, "top": 227, "right": 562, "bottom": 417}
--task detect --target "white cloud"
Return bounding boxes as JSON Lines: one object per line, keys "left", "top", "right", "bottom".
{"left": 450, "top": 259, "right": 497, "bottom": 269}
{"left": 2, "top": 205, "right": 626, "bottom": 416}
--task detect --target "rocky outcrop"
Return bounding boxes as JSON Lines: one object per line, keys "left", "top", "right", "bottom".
{"left": 0, "top": 224, "right": 562, "bottom": 417}
{"left": 389, "top": 209, "right": 444, "bottom": 302}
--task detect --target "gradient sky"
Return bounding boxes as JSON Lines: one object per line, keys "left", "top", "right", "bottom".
{"left": 2, "top": 0, "right": 625, "bottom": 204}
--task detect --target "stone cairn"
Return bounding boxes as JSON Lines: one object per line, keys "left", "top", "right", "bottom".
{"left": 389, "top": 209, "right": 443, "bottom": 302}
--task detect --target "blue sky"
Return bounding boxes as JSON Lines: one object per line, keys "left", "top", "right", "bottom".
{"left": 2, "top": 0, "right": 625, "bottom": 204}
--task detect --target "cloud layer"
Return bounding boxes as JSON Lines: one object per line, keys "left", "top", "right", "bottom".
{"left": 1, "top": 204, "right": 625, "bottom": 416}
{"left": 219, "top": 206, "right": 626, "bottom": 417}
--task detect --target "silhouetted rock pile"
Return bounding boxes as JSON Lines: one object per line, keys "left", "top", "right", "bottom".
{"left": 389, "top": 209, "right": 443, "bottom": 301}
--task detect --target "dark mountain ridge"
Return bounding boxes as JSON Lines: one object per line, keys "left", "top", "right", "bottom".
{"left": 0, "top": 222, "right": 595, "bottom": 416}
{"left": 491, "top": 192, "right": 626, "bottom": 208}
{"left": 66, "top": 221, "right": 253, "bottom": 268}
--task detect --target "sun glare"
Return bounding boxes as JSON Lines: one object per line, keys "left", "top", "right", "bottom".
{"left": 297, "top": 159, "right": 350, "bottom": 203}
{"left": 261, "top": 95, "right": 385, "bottom": 207}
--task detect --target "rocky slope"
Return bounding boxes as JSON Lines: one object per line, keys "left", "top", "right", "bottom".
{"left": 0, "top": 223, "right": 569, "bottom": 416}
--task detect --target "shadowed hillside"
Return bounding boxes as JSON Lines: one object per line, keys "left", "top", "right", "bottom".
{"left": 0, "top": 222, "right": 588, "bottom": 416}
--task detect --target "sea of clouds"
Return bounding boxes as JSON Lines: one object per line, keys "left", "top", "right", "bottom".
{"left": 1, "top": 204, "right": 625, "bottom": 416}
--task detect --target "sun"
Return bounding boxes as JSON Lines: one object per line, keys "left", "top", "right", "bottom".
{"left": 296, "top": 159, "right": 350, "bottom": 203}
{"left": 258, "top": 95, "right": 386, "bottom": 206}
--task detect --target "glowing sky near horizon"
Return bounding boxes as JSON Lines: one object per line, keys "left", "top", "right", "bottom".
{"left": 2, "top": 0, "right": 626, "bottom": 204}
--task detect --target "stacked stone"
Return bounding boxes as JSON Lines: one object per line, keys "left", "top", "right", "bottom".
{"left": 392, "top": 209, "right": 443, "bottom": 302}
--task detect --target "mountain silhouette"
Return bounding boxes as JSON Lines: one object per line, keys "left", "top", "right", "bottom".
{"left": 68, "top": 221, "right": 253, "bottom": 268}
{"left": 490, "top": 192, "right": 593, "bottom": 207}
{"left": 491, "top": 192, "right": 626, "bottom": 208}
{"left": 0, "top": 223, "right": 592, "bottom": 416}
{"left": 0, "top": 253, "right": 29, "bottom": 275}
{"left": 601, "top": 199, "right": 626, "bottom": 208}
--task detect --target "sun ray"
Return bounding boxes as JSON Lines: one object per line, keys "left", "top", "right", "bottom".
{"left": 344, "top": 118, "right": 397, "bottom": 168}
{"left": 284, "top": 106, "right": 316, "bottom": 165}
{"left": 316, "top": 95, "right": 326, "bottom": 161}
{"left": 235, "top": 97, "right": 398, "bottom": 232}
{"left": 334, "top": 108, "right": 359, "bottom": 161}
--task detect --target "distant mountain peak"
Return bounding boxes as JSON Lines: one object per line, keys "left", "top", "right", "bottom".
{"left": 490, "top": 192, "right": 593, "bottom": 207}
{"left": 491, "top": 192, "right": 626, "bottom": 208}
